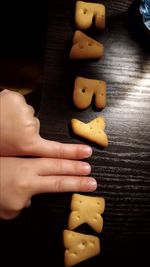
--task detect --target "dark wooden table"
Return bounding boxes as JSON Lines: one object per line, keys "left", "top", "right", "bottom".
{"left": 1, "top": 0, "right": 150, "bottom": 266}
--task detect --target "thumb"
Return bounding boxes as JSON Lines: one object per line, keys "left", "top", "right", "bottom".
{"left": 28, "top": 135, "right": 92, "bottom": 160}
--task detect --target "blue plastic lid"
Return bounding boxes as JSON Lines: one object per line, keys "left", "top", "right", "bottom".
{"left": 140, "top": 0, "right": 150, "bottom": 30}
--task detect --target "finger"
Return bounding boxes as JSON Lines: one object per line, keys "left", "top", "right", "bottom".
{"left": 34, "top": 158, "right": 91, "bottom": 176}
{"left": 24, "top": 199, "right": 31, "bottom": 208}
{"left": 32, "top": 117, "right": 40, "bottom": 133}
{"left": 23, "top": 117, "right": 40, "bottom": 134}
{"left": 31, "top": 176, "right": 97, "bottom": 194}
{"left": 0, "top": 210, "right": 20, "bottom": 220}
{"left": 24, "top": 104, "right": 35, "bottom": 117}
{"left": 0, "top": 89, "right": 10, "bottom": 95}
{"left": 30, "top": 136, "right": 93, "bottom": 159}
{"left": 7, "top": 89, "right": 27, "bottom": 104}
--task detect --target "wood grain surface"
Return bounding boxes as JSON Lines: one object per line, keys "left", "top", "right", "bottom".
{"left": 0, "top": 0, "right": 150, "bottom": 266}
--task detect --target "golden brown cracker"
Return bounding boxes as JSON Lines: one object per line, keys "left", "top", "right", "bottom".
{"left": 68, "top": 193, "right": 105, "bottom": 233}
{"left": 63, "top": 229, "right": 100, "bottom": 266}
{"left": 73, "top": 77, "right": 106, "bottom": 109}
{"left": 70, "top": 30, "right": 104, "bottom": 60}
{"left": 71, "top": 116, "right": 108, "bottom": 147}
{"left": 75, "top": 1, "right": 105, "bottom": 30}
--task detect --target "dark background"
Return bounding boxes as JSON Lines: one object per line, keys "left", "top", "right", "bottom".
{"left": 0, "top": 0, "right": 150, "bottom": 266}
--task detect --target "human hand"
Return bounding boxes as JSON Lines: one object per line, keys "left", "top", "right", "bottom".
{"left": 0, "top": 157, "right": 97, "bottom": 219}
{"left": 0, "top": 89, "right": 92, "bottom": 159}
{"left": 0, "top": 89, "right": 97, "bottom": 220}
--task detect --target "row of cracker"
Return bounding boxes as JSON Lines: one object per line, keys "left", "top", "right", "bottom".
{"left": 63, "top": 1, "right": 107, "bottom": 266}
{"left": 63, "top": 194, "right": 105, "bottom": 267}
{"left": 69, "top": 2, "right": 108, "bottom": 148}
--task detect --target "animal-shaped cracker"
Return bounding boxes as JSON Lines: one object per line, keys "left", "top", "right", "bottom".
{"left": 73, "top": 77, "right": 106, "bottom": 109}
{"left": 75, "top": 1, "right": 105, "bottom": 30}
{"left": 68, "top": 194, "right": 105, "bottom": 233}
{"left": 63, "top": 229, "right": 100, "bottom": 267}
{"left": 71, "top": 116, "right": 108, "bottom": 147}
{"left": 70, "top": 30, "right": 104, "bottom": 59}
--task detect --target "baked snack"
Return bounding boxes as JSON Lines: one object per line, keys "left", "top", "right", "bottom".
{"left": 63, "top": 229, "right": 100, "bottom": 266}
{"left": 71, "top": 116, "right": 108, "bottom": 147}
{"left": 73, "top": 76, "right": 106, "bottom": 109}
{"left": 70, "top": 30, "right": 104, "bottom": 59}
{"left": 68, "top": 193, "right": 105, "bottom": 233}
{"left": 75, "top": 1, "right": 105, "bottom": 30}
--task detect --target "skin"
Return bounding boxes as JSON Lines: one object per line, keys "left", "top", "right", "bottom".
{"left": 0, "top": 90, "right": 97, "bottom": 219}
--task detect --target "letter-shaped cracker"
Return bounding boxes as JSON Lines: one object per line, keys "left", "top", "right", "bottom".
{"left": 73, "top": 77, "right": 106, "bottom": 109}
{"left": 71, "top": 116, "right": 108, "bottom": 147}
{"left": 68, "top": 194, "right": 105, "bottom": 233}
{"left": 63, "top": 229, "right": 100, "bottom": 267}
{"left": 75, "top": 1, "right": 105, "bottom": 30}
{"left": 70, "top": 30, "right": 104, "bottom": 60}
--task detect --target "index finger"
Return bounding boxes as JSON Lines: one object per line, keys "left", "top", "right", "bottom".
{"left": 29, "top": 136, "right": 93, "bottom": 159}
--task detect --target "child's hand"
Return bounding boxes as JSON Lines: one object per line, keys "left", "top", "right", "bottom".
{"left": 0, "top": 89, "right": 92, "bottom": 160}
{"left": 0, "top": 157, "right": 97, "bottom": 219}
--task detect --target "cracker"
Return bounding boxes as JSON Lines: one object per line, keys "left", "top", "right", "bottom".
{"left": 73, "top": 77, "right": 106, "bottom": 109}
{"left": 68, "top": 193, "right": 105, "bottom": 233}
{"left": 63, "top": 229, "right": 100, "bottom": 267}
{"left": 70, "top": 30, "right": 104, "bottom": 60}
{"left": 75, "top": 1, "right": 105, "bottom": 30}
{"left": 71, "top": 116, "right": 108, "bottom": 147}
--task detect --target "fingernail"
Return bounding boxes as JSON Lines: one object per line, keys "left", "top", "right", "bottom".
{"left": 87, "top": 178, "right": 97, "bottom": 191}
{"left": 83, "top": 146, "right": 92, "bottom": 158}
{"left": 2, "top": 89, "right": 9, "bottom": 94}
{"left": 82, "top": 163, "right": 91, "bottom": 174}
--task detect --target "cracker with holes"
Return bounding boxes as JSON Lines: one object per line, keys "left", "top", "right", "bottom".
{"left": 75, "top": 1, "right": 105, "bottom": 30}
{"left": 71, "top": 116, "right": 108, "bottom": 147}
{"left": 70, "top": 30, "right": 104, "bottom": 60}
{"left": 73, "top": 77, "right": 106, "bottom": 109}
{"left": 63, "top": 229, "right": 100, "bottom": 267}
{"left": 68, "top": 194, "right": 105, "bottom": 233}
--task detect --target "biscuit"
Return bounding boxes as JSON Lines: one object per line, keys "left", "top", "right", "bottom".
{"left": 63, "top": 229, "right": 100, "bottom": 267}
{"left": 71, "top": 116, "right": 108, "bottom": 147}
{"left": 68, "top": 194, "right": 105, "bottom": 233}
{"left": 70, "top": 30, "right": 104, "bottom": 60}
{"left": 75, "top": 1, "right": 105, "bottom": 30}
{"left": 73, "top": 77, "right": 106, "bottom": 109}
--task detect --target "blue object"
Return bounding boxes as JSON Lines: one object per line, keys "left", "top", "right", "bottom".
{"left": 140, "top": 0, "right": 150, "bottom": 30}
